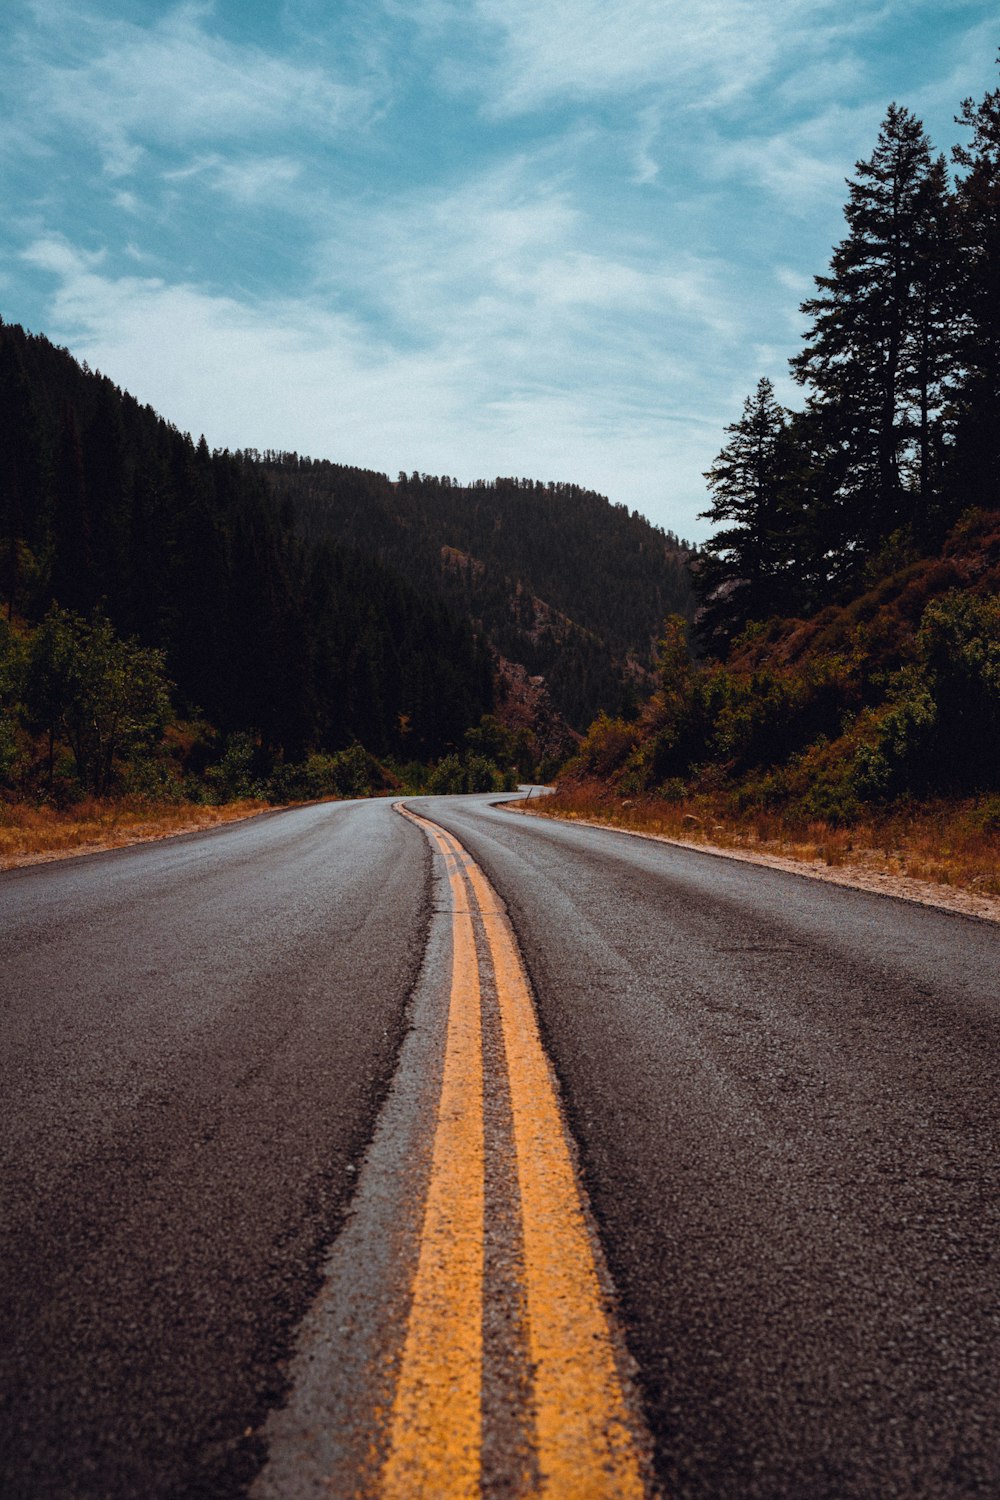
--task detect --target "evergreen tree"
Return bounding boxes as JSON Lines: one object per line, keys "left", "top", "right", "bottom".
{"left": 792, "top": 105, "right": 952, "bottom": 555}
{"left": 0, "top": 329, "right": 46, "bottom": 617}
{"left": 948, "top": 62, "right": 1000, "bottom": 514}
{"left": 696, "top": 378, "right": 801, "bottom": 648}
{"left": 82, "top": 382, "right": 129, "bottom": 614}
{"left": 51, "top": 403, "right": 94, "bottom": 614}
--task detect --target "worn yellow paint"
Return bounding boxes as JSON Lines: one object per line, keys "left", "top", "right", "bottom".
{"left": 386, "top": 805, "right": 648, "bottom": 1498}
{"left": 463, "top": 853, "right": 647, "bottom": 1499}
{"left": 381, "top": 816, "right": 484, "bottom": 1499}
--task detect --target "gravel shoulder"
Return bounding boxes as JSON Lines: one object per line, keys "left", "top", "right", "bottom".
{"left": 510, "top": 804, "right": 1000, "bottom": 925}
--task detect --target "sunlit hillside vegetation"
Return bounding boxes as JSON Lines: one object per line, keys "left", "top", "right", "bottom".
{"left": 543, "top": 72, "right": 1000, "bottom": 897}
{"left": 252, "top": 457, "right": 695, "bottom": 729}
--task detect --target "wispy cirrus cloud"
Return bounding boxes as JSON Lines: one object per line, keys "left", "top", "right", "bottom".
{"left": 312, "top": 161, "right": 743, "bottom": 385}
{"left": 632, "top": 106, "right": 663, "bottom": 187}
{"left": 708, "top": 103, "right": 881, "bottom": 217}
{"left": 21, "top": 1, "right": 370, "bottom": 179}
{"left": 400, "top": 0, "right": 871, "bottom": 115}
{"left": 163, "top": 155, "right": 305, "bottom": 204}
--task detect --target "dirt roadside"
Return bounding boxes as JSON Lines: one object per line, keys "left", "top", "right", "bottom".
{"left": 508, "top": 803, "right": 1000, "bottom": 925}
{"left": 0, "top": 801, "right": 274, "bottom": 872}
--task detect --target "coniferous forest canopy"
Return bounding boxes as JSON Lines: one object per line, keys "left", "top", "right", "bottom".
{"left": 253, "top": 457, "right": 694, "bottom": 729}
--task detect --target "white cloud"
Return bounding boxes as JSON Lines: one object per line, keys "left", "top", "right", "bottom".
{"left": 774, "top": 265, "right": 813, "bottom": 298}
{"left": 632, "top": 105, "right": 662, "bottom": 186}
{"left": 708, "top": 102, "right": 880, "bottom": 214}
{"left": 27, "top": 2, "right": 369, "bottom": 178}
{"left": 317, "top": 161, "right": 742, "bottom": 363}
{"left": 400, "top": 0, "right": 863, "bottom": 115}
{"left": 22, "top": 234, "right": 459, "bottom": 441}
{"left": 163, "top": 154, "right": 304, "bottom": 203}
{"left": 23, "top": 237, "right": 108, "bottom": 279}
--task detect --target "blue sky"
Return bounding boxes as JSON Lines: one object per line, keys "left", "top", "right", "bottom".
{"left": 1, "top": 1, "right": 996, "bottom": 541}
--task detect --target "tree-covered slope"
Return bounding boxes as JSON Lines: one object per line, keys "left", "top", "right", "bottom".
{"left": 0, "top": 321, "right": 492, "bottom": 766}
{"left": 562, "top": 505, "right": 1000, "bottom": 827}
{"left": 253, "top": 457, "right": 696, "bottom": 729}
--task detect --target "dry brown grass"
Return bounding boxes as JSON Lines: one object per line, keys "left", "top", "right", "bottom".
{"left": 0, "top": 796, "right": 273, "bottom": 870}
{"left": 527, "top": 783, "right": 1000, "bottom": 901}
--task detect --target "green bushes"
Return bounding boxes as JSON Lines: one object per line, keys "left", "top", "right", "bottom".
{"left": 261, "top": 744, "right": 393, "bottom": 804}
{"left": 426, "top": 752, "right": 516, "bottom": 795}
{"left": 854, "top": 592, "right": 1000, "bottom": 797}
{"left": 204, "top": 733, "right": 265, "bottom": 802}
{"left": 568, "top": 712, "right": 640, "bottom": 781}
{"left": 423, "top": 712, "right": 528, "bottom": 795}
{"left": 0, "top": 617, "right": 21, "bottom": 784}
{"left": 563, "top": 588, "right": 1000, "bottom": 817}
{"left": 6, "top": 606, "right": 173, "bottom": 797}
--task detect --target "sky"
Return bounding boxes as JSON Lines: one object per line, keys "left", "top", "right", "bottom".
{"left": 1, "top": 1, "right": 996, "bottom": 542}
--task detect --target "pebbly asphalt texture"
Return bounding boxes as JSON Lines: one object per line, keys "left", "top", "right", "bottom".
{"left": 3, "top": 792, "right": 999, "bottom": 1498}
{"left": 426, "top": 796, "right": 1000, "bottom": 1499}
{"left": 0, "top": 799, "right": 429, "bottom": 1500}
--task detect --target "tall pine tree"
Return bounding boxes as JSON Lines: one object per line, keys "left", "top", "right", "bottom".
{"left": 792, "top": 104, "right": 952, "bottom": 557}
{"left": 949, "top": 63, "right": 1000, "bottom": 514}
{"left": 696, "top": 377, "right": 801, "bottom": 649}
{"left": 0, "top": 328, "right": 46, "bottom": 617}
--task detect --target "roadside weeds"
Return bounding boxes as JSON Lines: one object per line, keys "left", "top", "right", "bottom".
{"left": 514, "top": 792, "right": 1000, "bottom": 925}
{"left": 0, "top": 796, "right": 274, "bottom": 870}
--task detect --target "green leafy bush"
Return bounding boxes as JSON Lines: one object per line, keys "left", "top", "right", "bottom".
{"left": 854, "top": 592, "right": 1000, "bottom": 797}
{"left": 426, "top": 751, "right": 513, "bottom": 794}
{"left": 567, "top": 713, "right": 640, "bottom": 780}
{"left": 21, "top": 608, "right": 172, "bottom": 797}
{"left": 204, "top": 732, "right": 263, "bottom": 802}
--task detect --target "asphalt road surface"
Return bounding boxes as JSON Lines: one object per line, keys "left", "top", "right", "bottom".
{"left": 3, "top": 793, "right": 999, "bottom": 1498}
{"left": 0, "top": 800, "right": 429, "bottom": 1499}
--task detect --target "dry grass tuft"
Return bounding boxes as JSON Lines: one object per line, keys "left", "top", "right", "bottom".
{"left": 527, "top": 783, "right": 1000, "bottom": 903}
{"left": 0, "top": 796, "right": 272, "bottom": 870}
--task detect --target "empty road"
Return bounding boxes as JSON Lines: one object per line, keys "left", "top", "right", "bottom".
{"left": 2, "top": 793, "right": 998, "bottom": 1497}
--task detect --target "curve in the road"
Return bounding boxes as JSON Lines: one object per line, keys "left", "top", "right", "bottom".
{"left": 257, "top": 802, "right": 654, "bottom": 1499}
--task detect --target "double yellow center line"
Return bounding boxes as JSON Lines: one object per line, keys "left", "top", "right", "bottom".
{"left": 383, "top": 805, "right": 649, "bottom": 1498}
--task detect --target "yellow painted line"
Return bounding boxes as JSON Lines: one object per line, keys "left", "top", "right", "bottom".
{"left": 389, "top": 805, "right": 649, "bottom": 1498}
{"left": 462, "top": 849, "right": 647, "bottom": 1499}
{"left": 381, "top": 820, "right": 484, "bottom": 1498}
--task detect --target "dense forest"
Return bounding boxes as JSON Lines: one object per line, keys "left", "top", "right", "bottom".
{"left": 0, "top": 321, "right": 692, "bottom": 804}
{"left": 250, "top": 457, "right": 694, "bottom": 729}
{"left": 560, "top": 68, "right": 1000, "bottom": 824}
{"left": 0, "top": 323, "right": 495, "bottom": 799}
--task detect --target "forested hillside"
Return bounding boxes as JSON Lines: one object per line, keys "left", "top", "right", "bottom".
{"left": 253, "top": 457, "right": 695, "bottom": 728}
{"left": 554, "top": 67, "right": 1000, "bottom": 853}
{"left": 0, "top": 321, "right": 492, "bottom": 799}
{"left": 0, "top": 319, "right": 693, "bottom": 808}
